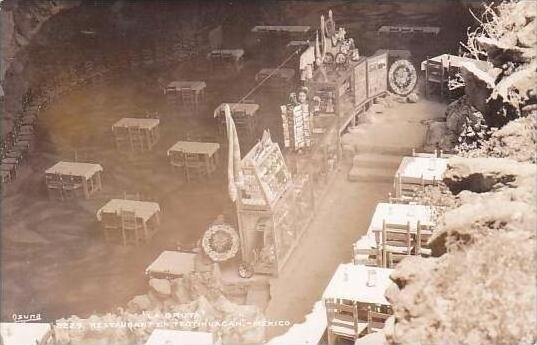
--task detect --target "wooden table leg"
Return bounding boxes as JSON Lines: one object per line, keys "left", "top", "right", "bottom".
{"left": 121, "top": 227, "right": 127, "bottom": 246}
{"left": 143, "top": 220, "right": 149, "bottom": 241}
{"left": 205, "top": 154, "right": 211, "bottom": 178}
{"left": 97, "top": 172, "right": 103, "bottom": 191}
{"left": 83, "top": 179, "right": 90, "bottom": 199}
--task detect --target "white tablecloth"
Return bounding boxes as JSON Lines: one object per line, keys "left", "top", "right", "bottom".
{"left": 252, "top": 25, "right": 310, "bottom": 33}
{"left": 167, "top": 141, "right": 220, "bottom": 156}
{"left": 214, "top": 103, "right": 260, "bottom": 118}
{"left": 45, "top": 161, "right": 103, "bottom": 179}
{"left": 1, "top": 323, "right": 51, "bottom": 345}
{"left": 145, "top": 251, "right": 197, "bottom": 276}
{"left": 354, "top": 232, "right": 378, "bottom": 250}
{"left": 322, "top": 264, "right": 393, "bottom": 305}
{"left": 396, "top": 156, "right": 448, "bottom": 183}
{"left": 145, "top": 329, "right": 213, "bottom": 345}
{"left": 167, "top": 81, "right": 207, "bottom": 92}
{"left": 207, "top": 49, "right": 244, "bottom": 60}
{"left": 378, "top": 25, "right": 440, "bottom": 35}
{"left": 112, "top": 117, "right": 159, "bottom": 130}
{"left": 420, "top": 54, "right": 491, "bottom": 71}
{"left": 96, "top": 199, "right": 160, "bottom": 222}
{"left": 367, "top": 203, "right": 435, "bottom": 235}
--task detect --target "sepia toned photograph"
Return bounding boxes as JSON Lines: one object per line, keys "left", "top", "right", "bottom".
{"left": 0, "top": 0, "right": 536, "bottom": 344}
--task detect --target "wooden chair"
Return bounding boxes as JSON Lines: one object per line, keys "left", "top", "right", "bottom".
{"left": 325, "top": 299, "right": 368, "bottom": 345}
{"left": 394, "top": 173, "right": 426, "bottom": 201}
{"left": 114, "top": 127, "right": 130, "bottom": 151}
{"left": 128, "top": 127, "right": 146, "bottom": 152}
{"left": 233, "top": 110, "right": 255, "bottom": 140}
{"left": 170, "top": 152, "right": 186, "bottom": 172}
{"left": 381, "top": 220, "right": 412, "bottom": 268}
{"left": 61, "top": 175, "right": 83, "bottom": 200}
{"left": 120, "top": 210, "right": 142, "bottom": 246}
{"left": 352, "top": 243, "right": 381, "bottom": 267}
{"left": 416, "top": 221, "right": 433, "bottom": 257}
{"left": 15, "top": 139, "right": 31, "bottom": 152}
{"left": 102, "top": 212, "right": 120, "bottom": 243}
{"left": 1, "top": 170, "right": 11, "bottom": 186}
{"left": 411, "top": 148, "right": 450, "bottom": 159}
{"left": 367, "top": 306, "right": 391, "bottom": 334}
{"left": 165, "top": 87, "right": 179, "bottom": 109}
{"left": 184, "top": 153, "right": 207, "bottom": 182}
{"left": 4, "top": 149, "right": 23, "bottom": 164}
{"left": 123, "top": 191, "right": 141, "bottom": 200}
{"left": 181, "top": 88, "right": 196, "bottom": 108}
{"left": 425, "top": 59, "right": 447, "bottom": 98}
{"left": 45, "top": 174, "right": 63, "bottom": 200}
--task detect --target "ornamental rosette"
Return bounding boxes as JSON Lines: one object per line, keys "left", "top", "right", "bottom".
{"left": 389, "top": 59, "right": 418, "bottom": 96}
{"left": 201, "top": 224, "right": 240, "bottom": 262}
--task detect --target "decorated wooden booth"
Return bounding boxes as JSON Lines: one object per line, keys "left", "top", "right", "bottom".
{"left": 302, "top": 10, "right": 388, "bottom": 133}
{"left": 236, "top": 131, "right": 307, "bottom": 276}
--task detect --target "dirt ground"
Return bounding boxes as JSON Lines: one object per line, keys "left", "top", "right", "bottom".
{"left": 1, "top": 0, "right": 462, "bottom": 335}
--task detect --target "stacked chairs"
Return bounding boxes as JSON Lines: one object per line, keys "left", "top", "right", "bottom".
{"left": 0, "top": 107, "right": 39, "bottom": 189}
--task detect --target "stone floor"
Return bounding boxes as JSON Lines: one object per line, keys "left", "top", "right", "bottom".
{"left": 264, "top": 96, "right": 447, "bottom": 339}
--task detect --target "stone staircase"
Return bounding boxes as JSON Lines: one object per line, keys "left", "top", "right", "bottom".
{"left": 347, "top": 152, "right": 402, "bottom": 183}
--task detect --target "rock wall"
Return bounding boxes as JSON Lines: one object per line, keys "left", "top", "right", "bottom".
{"left": 460, "top": 0, "right": 537, "bottom": 127}
{"left": 386, "top": 156, "right": 536, "bottom": 345}
{"left": 1, "top": 1, "right": 80, "bottom": 116}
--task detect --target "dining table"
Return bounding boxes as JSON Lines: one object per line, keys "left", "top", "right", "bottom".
{"left": 322, "top": 263, "right": 394, "bottom": 306}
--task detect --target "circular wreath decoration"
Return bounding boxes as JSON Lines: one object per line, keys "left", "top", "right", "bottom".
{"left": 201, "top": 224, "right": 240, "bottom": 262}
{"left": 388, "top": 59, "right": 418, "bottom": 96}
{"left": 238, "top": 261, "right": 254, "bottom": 279}
{"left": 323, "top": 52, "right": 335, "bottom": 66}
{"left": 335, "top": 53, "right": 348, "bottom": 69}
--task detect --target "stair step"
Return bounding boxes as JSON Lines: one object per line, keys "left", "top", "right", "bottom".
{"left": 347, "top": 167, "right": 395, "bottom": 183}
{"left": 352, "top": 153, "right": 402, "bottom": 169}
{"left": 352, "top": 144, "right": 414, "bottom": 156}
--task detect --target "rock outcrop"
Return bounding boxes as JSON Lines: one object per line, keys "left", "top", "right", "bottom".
{"left": 460, "top": 0, "right": 537, "bottom": 127}
{"left": 442, "top": 156, "right": 535, "bottom": 194}
{"left": 388, "top": 154, "right": 537, "bottom": 345}
{"left": 388, "top": 229, "right": 536, "bottom": 345}
{"left": 56, "top": 272, "right": 266, "bottom": 345}
{"left": 461, "top": 115, "right": 537, "bottom": 162}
